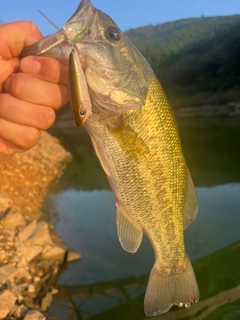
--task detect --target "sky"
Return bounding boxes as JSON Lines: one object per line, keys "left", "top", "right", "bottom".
{"left": 1, "top": 0, "right": 240, "bottom": 36}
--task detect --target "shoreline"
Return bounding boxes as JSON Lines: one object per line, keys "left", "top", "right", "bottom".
{"left": 50, "top": 101, "right": 240, "bottom": 131}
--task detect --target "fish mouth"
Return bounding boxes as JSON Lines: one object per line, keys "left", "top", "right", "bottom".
{"left": 21, "top": 0, "right": 96, "bottom": 63}
{"left": 21, "top": 0, "right": 148, "bottom": 118}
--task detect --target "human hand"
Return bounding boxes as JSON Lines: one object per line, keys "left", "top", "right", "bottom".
{"left": 0, "top": 21, "right": 69, "bottom": 154}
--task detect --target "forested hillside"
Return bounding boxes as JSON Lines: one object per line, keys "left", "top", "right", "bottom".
{"left": 1, "top": 15, "right": 239, "bottom": 109}
{"left": 126, "top": 15, "right": 240, "bottom": 108}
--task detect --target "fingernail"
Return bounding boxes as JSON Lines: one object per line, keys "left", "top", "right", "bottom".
{"left": 20, "top": 57, "right": 41, "bottom": 74}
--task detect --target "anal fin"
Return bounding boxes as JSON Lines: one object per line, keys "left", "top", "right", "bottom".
{"left": 116, "top": 206, "right": 143, "bottom": 253}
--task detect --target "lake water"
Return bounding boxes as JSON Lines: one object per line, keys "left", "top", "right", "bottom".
{"left": 43, "top": 116, "right": 240, "bottom": 320}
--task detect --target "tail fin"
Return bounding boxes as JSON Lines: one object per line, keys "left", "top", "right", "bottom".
{"left": 144, "top": 255, "right": 199, "bottom": 316}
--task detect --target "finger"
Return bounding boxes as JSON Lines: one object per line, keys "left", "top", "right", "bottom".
{"left": 4, "top": 73, "right": 69, "bottom": 109}
{"left": 0, "top": 21, "right": 43, "bottom": 87}
{"left": 20, "top": 56, "right": 69, "bottom": 87}
{"left": 0, "top": 137, "right": 25, "bottom": 155}
{"left": 0, "top": 21, "right": 42, "bottom": 59}
{"left": 0, "top": 93, "right": 56, "bottom": 130}
{"left": 0, "top": 117, "right": 40, "bottom": 152}
{"left": 0, "top": 57, "right": 20, "bottom": 90}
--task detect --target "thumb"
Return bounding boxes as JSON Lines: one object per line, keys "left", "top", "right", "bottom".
{"left": 0, "top": 21, "right": 43, "bottom": 59}
{"left": 0, "top": 21, "right": 43, "bottom": 90}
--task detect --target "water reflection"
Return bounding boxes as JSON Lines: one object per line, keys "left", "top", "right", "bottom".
{"left": 42, "top": 116, "right": 240, "bottom": 319}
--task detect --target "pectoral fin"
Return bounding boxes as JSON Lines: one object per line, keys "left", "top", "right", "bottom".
{"left": 89, "top": 135, "right": 111, "bottom": 177}
{"left": 183, "top": 168, "right": 198, "bottom": 229}
{"left": 116, "top": 205, "right": 143, "bottom": 253}
{"left": 108, "top": 120, "right": 149, "bottom": 161}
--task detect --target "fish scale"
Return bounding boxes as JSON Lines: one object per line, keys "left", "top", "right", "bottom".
{"left": 86, "top": 73, "right": 187, "bottom": 269}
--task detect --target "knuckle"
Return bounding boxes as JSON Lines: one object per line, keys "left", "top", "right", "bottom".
{"left": 37, "top": 57, "right": 60, "bottom": 83}
{"left": 0, "top": 93, "right": 11, "bottom": 114}
{"left": 0, "top": 117, "right": 8, "bottom": 136}
{"left": 0, "top": 142, "right": 14, "bottom": 155}
{"left": 7, "top": 74, "right": 27, "bottom": 98}
{"left": 6, "top": 142, "right": 24, "bottom": 155}
{"left": 39, "top": 107, "right": 55, "bottom": 129}
{"left": 21, "top": 21, "right": 41, "bottom": 39}
{"left": 24, "top": 20, "right": 37, "bottom": 31}
{"left": 47, "top": 86, "right": 67, "bottom": 110}
{"left": 21, "top": 128, "right": 40, "bottom": 150}
{"left": 58, "top": 85, "right": 70, "bottom": 108}
{"left": 49, "top": 61, "right": 60, "bottom": 83}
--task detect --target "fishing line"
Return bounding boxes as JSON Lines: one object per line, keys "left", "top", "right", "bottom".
{"left": 38, "top": 10, "right": 74, "bottom": 47}
{"left": 38, "top": 10, "right": 63, "bottom": 33}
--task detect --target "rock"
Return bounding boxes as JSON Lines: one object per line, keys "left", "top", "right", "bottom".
{"left": 0, "top": 264, "right": 18, "bottom": 284}
{"left": 0, "top": 249, "right": 6, "bottom": 262}
{"left": 6, "top": 280, "right": 24, "bottom": 303}
{"left": 33, "top": 276, "right": 41, "bottom": 283}
{"left": 16, "top": 268, "right": 32, "bottom": 282}
{"left": 23, "top": 310, "right": 46, "bottom": 320}
{"left": 24, "top": 221, "right": 52, "bottom": 246}
{"left": 0, "top": 193, "right": 12, "bottom": 216}
{"left": 6, "top": 230, "right": 16, "bottom": 242}
{"left": 17, "top": 282, "right": 29, "bottom": 290}
{"left": 17, "top": 256, "right": 28, "bottom": 268}
{"left": 41, "top": 244, "right": 66, "bottom": 260}
{"left": 18, "top": 220, "right": 38, "bottom": 243}
{"left": 37, "top": 270, "right": 44, "bottom": 278}
{"left": 27, "top": 284, "right": 35, "bottom": 293}
{"left": 0, "top": 132, "right": 72, "bottom": 217}
{"left": 67, "top": 251, "right": 81, "bottom": 263}
{"left": 0, "top": 132, "right": 73, "bottom": 319}
{"left": 17, "top": 244, "right": 42, "bottom": 262}
{"left": 0, "top": 290, "right": 16, "bottom": 319}
{"left": 7, "top": 240, "right": 15, "bottom": 247}
{"left": 40, "top": 292, "right": 53, "bottom": 311}
{"left": 9, "top": 304, "right": 28, "bottom": 318}
{"left": 0, "top": 209, "right": 26, "bottom": 230}
{"left": 51, "top": 288, "right": 59, "bottom": 295}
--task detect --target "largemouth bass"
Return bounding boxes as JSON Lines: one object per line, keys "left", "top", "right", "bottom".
{"left": 22, "top": 0, "right": 199, "bottom": 315}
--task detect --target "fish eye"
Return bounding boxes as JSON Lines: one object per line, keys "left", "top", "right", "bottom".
{"left": 106, "top": 26, "right": 121, "bottom": 41}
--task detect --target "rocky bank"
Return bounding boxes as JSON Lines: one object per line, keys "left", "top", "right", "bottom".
{"left": 0, "top": 132, "right": 80, "bottom": 320}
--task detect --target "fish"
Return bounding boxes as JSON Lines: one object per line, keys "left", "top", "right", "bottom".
{"left": 22, "top": 0, "right": 199, "bottom": 315}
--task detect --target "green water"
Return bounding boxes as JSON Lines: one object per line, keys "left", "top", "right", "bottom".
{"left": 43, "top": 116, "right": 240, "bottom": 320}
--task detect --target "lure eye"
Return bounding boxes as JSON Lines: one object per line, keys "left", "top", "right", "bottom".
{"left": 106, "top": 26, "right": 121, "bottom": 41}
{"left": 79, "top": 109, "right": 86, "bottom": 117}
